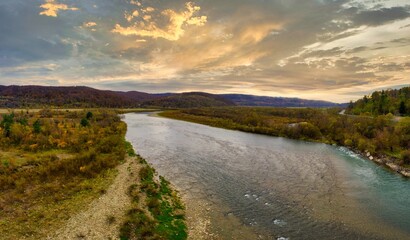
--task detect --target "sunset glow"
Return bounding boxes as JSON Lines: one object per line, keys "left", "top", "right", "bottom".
{"left": 1, "top": 0, "right": 410, "bottom": 102}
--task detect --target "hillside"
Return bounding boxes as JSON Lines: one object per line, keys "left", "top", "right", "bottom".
{"left": 0, "top": 85, "right": 346, "bottom": 109}
{"left": 142, "top": 92, "right": 235, "bottom": 108}
{"left": 114, "top": 90, "right": 162, "bottom": 102}
{"left": 346, "top": 87, "right": 410, "bottom": 116}
{"left": 0, "top": 85, "right": 137, "bottom": 108}
{"left": 221, "top": 94, "right": 345, "bottom": 108}
{"left": 0, "top": 86, "right": 233, "bottom": 108}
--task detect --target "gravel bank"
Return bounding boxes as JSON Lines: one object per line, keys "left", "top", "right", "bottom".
{"left": 49, "top": 157, "right": 140, "bottom": 240}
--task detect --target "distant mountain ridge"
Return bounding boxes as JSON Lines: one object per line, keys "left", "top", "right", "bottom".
{"left": 0, "top": 85, "right": 343, "bottom": 108}
{"left": 142, "top": 92, "right": 235, "bottom": 108}
{"left": 220, "top": 94, "right": 346, "bottom": 108}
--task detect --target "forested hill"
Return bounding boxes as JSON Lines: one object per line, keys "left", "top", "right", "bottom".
{"left": 0, "top": 85, "right": 343, "bottom": 109}
{"left": 141, "top": 92, "right": 235, "bottom": 108}
{"left": 0, "top": 85, "right": 138, "bottom": 108}
{"left": 221, "top": 94, "right": 346, "bottom": 108}
{"left": 0, "top": 86, "right": 232, "bottom": 108}
{"left": 346, "top": 87, "right": 410, "bottom": 116}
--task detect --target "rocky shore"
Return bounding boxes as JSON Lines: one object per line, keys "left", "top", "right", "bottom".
{"left": 356, "top": 149, "right": 410, "bottom": 178}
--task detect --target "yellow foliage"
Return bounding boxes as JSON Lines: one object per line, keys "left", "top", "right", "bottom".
{"left": 79, "top": 166, "right": 87, "bottom": 172}
{"left": 48, "top": 135, "right": 56, "bottom": 146}
{"left": 57, "top": 141, "right": 67, "bottom": 148}
{"left": 29, "top": 144, "right": 39, "bottom": 151}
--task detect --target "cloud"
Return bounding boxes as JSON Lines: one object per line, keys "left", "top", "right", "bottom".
{"left": 352, "top": 7, "right": 410, "bottom": 26}
{"left": 186, "top": 15, "right": 207, "bottom": 26}
{"left": 238, "top": 22, "right": 283, "bottom": 43}
{"left": 83, "top": 22, "right": 97, "bottom": 28}
{"left": 39, "top": 0, "right": 79, "bottom": 17}
{"left": 112, "top": 2, "right": 207, "bottom": 41}
{"left": 143, "top": 7, "right": 155, "bottom": 13}
{"left": 125, "top": 10, "right": 139, "bottom": 22}
{"left": 130, "top": 0, "right": 141, "bottom": 7}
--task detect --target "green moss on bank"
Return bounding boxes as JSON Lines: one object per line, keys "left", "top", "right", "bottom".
{"left": 120, "top": 154, "right": 187, "bottom": 240}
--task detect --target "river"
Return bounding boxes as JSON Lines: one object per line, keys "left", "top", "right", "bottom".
{"left": 124, "top": 113, "right": 410, "bottom": 240}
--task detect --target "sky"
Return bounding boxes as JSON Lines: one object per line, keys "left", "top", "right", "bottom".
{"left": 0, "top": 0, "right": 409, "bottom": 102}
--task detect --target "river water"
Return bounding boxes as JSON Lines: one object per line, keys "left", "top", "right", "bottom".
{"left": 124, "top": 113, "right": 410, "bottom": 240}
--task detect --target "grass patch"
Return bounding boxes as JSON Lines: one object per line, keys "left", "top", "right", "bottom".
{"left": 120, "top": 155, "right": 187, "bottom": 240}
{"left": 125, "top": 141, "right": 137, "bottom": 157}
{"left": 0, "top": 168, "right": 118, "bottom": 239}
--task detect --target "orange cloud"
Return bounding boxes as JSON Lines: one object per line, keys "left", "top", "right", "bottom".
{"left": 239, "top": 23, "right": 283, "bottom": 43}
{"left": 130, "top": 0, "right": 141, "bottom": 7}
{"left": 187, "top": 16, "right": 208, "bottom": 26}
{"left": 125, "top": 10, "right": 139, "bottom": 22}
{"left": 143, "top": 15, "right": 152, "bottom": 21}
{"left": 143, "top": 7, "right": 155, "bottom": 13}
{"left": 39, "top": 0, "right": 78, "bottom": 17}
{"left": 112, "top": 2, "right": 207, "bottom": 41}
{"left": 83, "top": 22, "right": 97, "bottom": 28}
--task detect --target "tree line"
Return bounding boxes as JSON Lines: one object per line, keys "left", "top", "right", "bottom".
{"left": 347, "top": 87, "right": 410, "bottom": 116}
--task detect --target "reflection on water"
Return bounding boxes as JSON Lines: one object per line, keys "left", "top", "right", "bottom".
{"left": 124, "top": 113, "right": 410, "bottom": 240}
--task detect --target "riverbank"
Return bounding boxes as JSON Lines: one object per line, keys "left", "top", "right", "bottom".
{"left": 49, "top": 139, "right": 189, "bottom": 240}
{"left": 158, "top": 108, "right": 410, "bottom": 178}
{"left": 119, "top": 143, "right": 188, "bottom": 240}
{"left": 353, "top": 149, "right": 410, "bottom": 177}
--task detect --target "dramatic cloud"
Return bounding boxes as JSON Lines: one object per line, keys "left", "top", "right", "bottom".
{"left": 39, "top": 0, "right": 78, "bottom": 17}
{"left": 112, "top": 2, "right": 207, "bottom": 41}
{"left": 0, "top": 0, "right": 409, "bottom": 102}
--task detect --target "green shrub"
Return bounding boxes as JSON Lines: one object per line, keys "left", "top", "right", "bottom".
{"left": 80, "top": 118, "right": 89, "bottom": 127}
{"left": 86, "top": 111, "right": 93, "bottom": 120}
{"left": 33, "top": 119, "right": 41, "bottom": 134}
{"left": 401, "top": 150, "right": 410, "bottom": 165}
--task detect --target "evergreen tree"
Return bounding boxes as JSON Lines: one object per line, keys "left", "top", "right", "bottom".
{"left": 33, "top": 119, "right": 41, "bottom": 133}
{"left": 86, "top": 111, "right": 93, "bottom": 120}
{"left": 399, "top": 101, "right": 406, "bottom": 115}
{"left": 80, "top": 118, "right": 89, "bottom": 127}
{"left": 0, "top": 113, "right": 14, "bottom": 137}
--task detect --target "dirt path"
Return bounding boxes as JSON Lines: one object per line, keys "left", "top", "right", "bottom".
{"left": 49, "top": 157, "right": 139, "bottom": 240}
